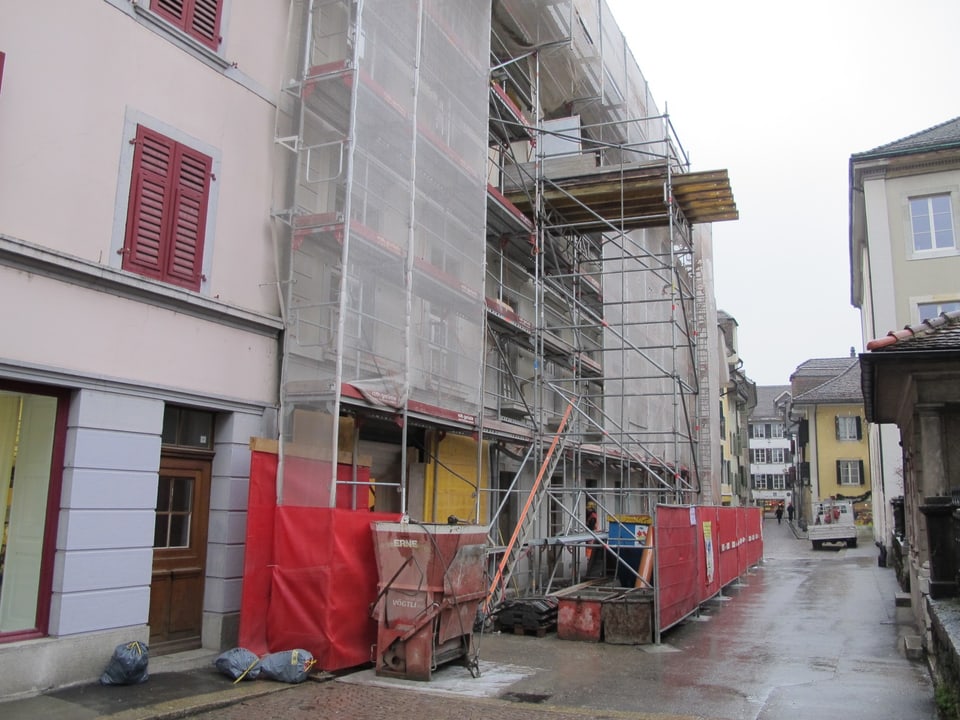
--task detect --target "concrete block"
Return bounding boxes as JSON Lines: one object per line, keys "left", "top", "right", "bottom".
{"left": 902, "top": 635, "right": 924, "bottom": 660}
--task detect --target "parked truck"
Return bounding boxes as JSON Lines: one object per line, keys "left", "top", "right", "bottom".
{"left": 809, "top": 500, "right": 857, "bottom": 549}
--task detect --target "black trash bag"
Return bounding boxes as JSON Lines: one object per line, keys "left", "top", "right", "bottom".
{"left": 100, "top": 641, "right": 149, "bottom": 685}
{"left": 214, "top": 647, "right": 262, "bottom": 681}
{"left": 258, "top": 649, "right": 316, "bottom": 683}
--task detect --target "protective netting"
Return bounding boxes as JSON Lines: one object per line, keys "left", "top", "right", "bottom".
{"left": 278, "top": 0, "right": 491, "bottom": 506}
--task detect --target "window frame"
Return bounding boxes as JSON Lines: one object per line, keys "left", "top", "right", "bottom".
{"left": 0, "top": 381, "right": 69, "bottom": 644}
{"left": 837, "top": 459, "right": 864, "bottom": 486}
{"left": 113, "top": 114, "right": 220, "bottom": 295}
{"left": 122, "top": 124, "right": 213, "bottom": 292}
{"left": 908, "top": 193, "right": 957, "bottom": 257}
{"left": 918, "top": 300, "right": 960, "bottom": 322}
{"left": 835, "top": 415, "right": 862, "bottom": 441}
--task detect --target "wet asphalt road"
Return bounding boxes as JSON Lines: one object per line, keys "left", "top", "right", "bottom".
{"left": 192, "top": 517, "right": 936, "bottom": 720}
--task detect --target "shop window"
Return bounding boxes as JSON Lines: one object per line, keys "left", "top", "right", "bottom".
{"left": 0, "top": 385, "right": 67, "bottom": 639}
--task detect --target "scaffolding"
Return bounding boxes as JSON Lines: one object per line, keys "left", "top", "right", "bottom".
{"left": 271, "top": 0, "right": 736, "bottom": 604}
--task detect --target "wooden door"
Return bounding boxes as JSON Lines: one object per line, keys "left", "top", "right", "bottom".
{"left": 149, "top": 455, "right": 210, "bottom": 654}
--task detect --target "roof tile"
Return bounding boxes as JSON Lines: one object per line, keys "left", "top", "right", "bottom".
{"left": 852, "top": 116, "right": 960, "bottom": 158}
{"left": 866, "top": 310, "right": 960, "bottom": 352}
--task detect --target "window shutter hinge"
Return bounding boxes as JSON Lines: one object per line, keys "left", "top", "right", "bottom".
{"left": 210, "top": 172, "right": 216, "bottom": 181}
{"left": 129, "top": 138, "right": 137, "bottom": 144}
{"left": 201, "top": 273, "right": 208, "bottom": 282}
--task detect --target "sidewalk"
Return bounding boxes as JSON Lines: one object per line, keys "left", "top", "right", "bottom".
{"left": 0, "top": 648, "right": 308, "bottom": 720}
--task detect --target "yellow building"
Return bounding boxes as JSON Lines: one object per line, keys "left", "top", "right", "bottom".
{"left": 790, "top": 357, "right": 872, "bottom": 526}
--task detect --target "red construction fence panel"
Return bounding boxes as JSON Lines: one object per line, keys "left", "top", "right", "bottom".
{"left": 237, "top": 450, "right": 278, "bottom": 657}
{"left": 655, "top": 505, "right": 701, "bottom": 631}
{"left": 716, "top": 506, "right": 740, "bottom": 588}
{"left": 742, "top": 506, "right": 764, "bottom": 569}
{"left": 699, "top": 506, "right": 722, "bottom": 601}
{"left": 654, "top": 505, "right": 765, "bottom": 633}
{"left": 238, "top": 449, "right": 400, "bottom": 671}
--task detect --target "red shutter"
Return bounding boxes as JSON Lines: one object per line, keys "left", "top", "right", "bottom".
{"left": 124, "top": 126, "right": 175, "bottom": 280}
{"left": 151, "top": 0, "right": 222, "bottom": 50}
{"left": 190, "top": 0, "right": 223, "bottom": 49}
{"left": 123, "top": 125, "right": 211, "bottom": 291}
{"left": 152, "top": 0, "right": 188, "bottom": 32}
{"left": 166, "top": 145, "right": 211, "bottom": 289}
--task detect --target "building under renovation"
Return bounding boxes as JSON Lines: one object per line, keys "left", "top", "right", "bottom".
{"left": 268, "top": 0, "right": 737, "bottom": 600}
{"left": 0, "top": 0, "right": 740, "bottom": 697}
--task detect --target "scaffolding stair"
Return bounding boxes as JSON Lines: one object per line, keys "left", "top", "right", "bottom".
{"left": 483, "top": 398, "right": 576, "bottom": 614}
{"left": 693, "top": 259, "right": 711, "bottom": 484}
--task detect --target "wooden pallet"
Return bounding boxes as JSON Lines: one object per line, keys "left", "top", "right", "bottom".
{"left": 510, "top": 624, "right": 553, "bottom": 637}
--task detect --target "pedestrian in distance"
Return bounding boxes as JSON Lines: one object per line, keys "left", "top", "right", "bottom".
{"left": 775, "top": 503, "right": 784, "bottom": 525}
{"left": 585, "top": 501, "right": 599, "bottom": 559}
{"left": 787, "top": 502, "right": 795, "bottom": 523}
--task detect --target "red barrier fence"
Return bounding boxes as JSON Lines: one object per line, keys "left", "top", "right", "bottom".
{"left": 655, "top": 506, "right": 701, "bottom": 631}
{"left": 239, "top": 451, "right": 764, "bottom": 658}
{"left": 655, "top": 505, "right": 763, "bottom": 633}
{"left": 238, "top": 450, "right": 400, "bottom": 670}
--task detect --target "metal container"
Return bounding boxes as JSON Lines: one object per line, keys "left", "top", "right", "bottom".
{"left": 601, "top": 589, "right": 653, "bottom": 645}
{"left": 553, "top": 583, "right": 621, "bottom": 642}
{"left": 370, "top": 521, "right": 487, "bottom": 680}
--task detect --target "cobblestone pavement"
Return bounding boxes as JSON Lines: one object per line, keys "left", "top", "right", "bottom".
{"left": 188, "top": 679, "right": 703, "bottom": 720}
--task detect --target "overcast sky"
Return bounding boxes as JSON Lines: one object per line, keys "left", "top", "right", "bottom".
{"left": 604, "top": 0, "right": 960, "bottom": 385}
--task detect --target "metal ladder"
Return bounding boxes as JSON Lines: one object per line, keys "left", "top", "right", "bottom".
{"left": 483, "top": 398, "right": 576, "bottom": 614}
{"left": 693, "top": 257, "right": 712, "bottom": 488}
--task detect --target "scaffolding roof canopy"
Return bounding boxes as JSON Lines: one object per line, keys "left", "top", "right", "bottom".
{"left": 505, "top": 162, "right": 739, "bottom": 232}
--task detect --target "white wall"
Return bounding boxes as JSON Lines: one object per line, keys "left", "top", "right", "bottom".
{"left": 50, "top": 390, "right": 162, "bottom": 636}
{"left": 0, "top": 0, "right": 286, "bottom": 316}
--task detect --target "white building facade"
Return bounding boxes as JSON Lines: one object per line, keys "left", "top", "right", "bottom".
{"left": 0, "top": 1, "right": 286, "bottom": 696}
{"left": 849, "top": 117, "right": 960, "bottom": 550}
{"left": 747, "top": 386, "right": 793, "bottom": 511}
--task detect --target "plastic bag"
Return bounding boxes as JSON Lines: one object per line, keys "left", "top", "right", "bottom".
{"left": 258, "top": 649, "right": 316, "bottom": 683}
{"left": 214, "top": 647, "right": 261, "bottom": 681}
{"left": 100, "top": 641, "right": 149, "bottom": 685}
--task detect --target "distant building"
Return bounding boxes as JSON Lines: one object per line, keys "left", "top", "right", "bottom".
{"left": 747, "top": 385, "right": 792, "bottom": 512}
{"left": 790, "top": 357, "right": 871, "bottom": 527}
{"left": 717, "top": 312, "right": 756, "bottom": 506}
{"left": 849, "top": 116, "right": 960, "bottom": 550}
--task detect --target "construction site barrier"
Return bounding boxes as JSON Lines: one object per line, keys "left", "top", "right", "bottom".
{"left": 238, "top": 450, "right": 400, "bottom": 671}
{"left": 655, "top": 505, "right": 763, "bottom": 633}
{"left": 655, "top": 505, "right": 701, "bottom": 632}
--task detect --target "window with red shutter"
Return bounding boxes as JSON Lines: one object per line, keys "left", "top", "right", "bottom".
{"left": 150, "top": 0, "right": 223, "bottom": 50}
{"left": 123, "top": 125, "right": 212, "bottom": 292}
